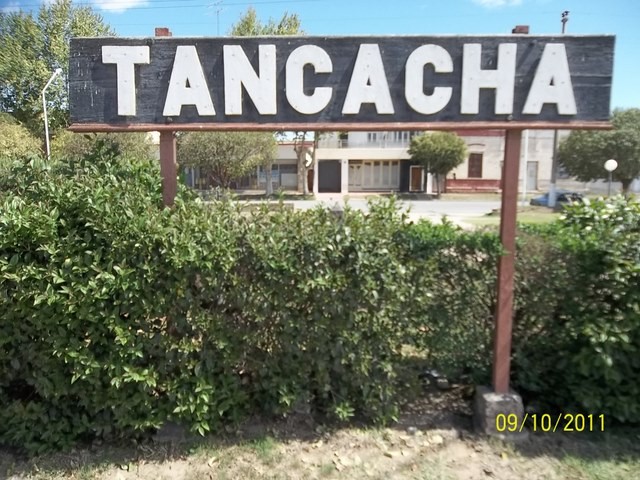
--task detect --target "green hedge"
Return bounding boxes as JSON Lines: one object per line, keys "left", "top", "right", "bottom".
{"left": 0, "top": 148, "right": 439, "bottom": 452}
{"left": 399, "top": 220, "right": 502, "bottom": 383}
{"left": 1, "top": 148, "right": 638, "bottom": 453}
{"left": 512, "top": 197, "right": 640, "bottom": 422}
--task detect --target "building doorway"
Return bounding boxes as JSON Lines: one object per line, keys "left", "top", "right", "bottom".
{"left": 409, "top": 166, "right": 424, "bottom": 192}
{"left": 318, "top": 160, "right": 341, "bottom": 193}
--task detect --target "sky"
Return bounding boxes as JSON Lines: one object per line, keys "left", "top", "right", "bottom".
{"left": 2, "top": 0, "right": 639, "bottom": 110}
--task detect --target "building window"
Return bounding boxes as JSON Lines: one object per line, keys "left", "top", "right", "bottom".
{"left": 468, "top": 153, "right": 483, "bottom": 178}
{"left": 391, "top": 131, "right": 410, "bottom": 143}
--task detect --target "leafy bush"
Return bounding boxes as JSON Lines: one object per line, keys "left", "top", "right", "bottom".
{"left": 51, "top": 131, "right": 157, "bottom": 164}
{"left": 2, "top": 146, "right": 638, "bottom": 454}
{"left": 0, "top": 149, "right": 430, "bottom": 452}
{"left": 512, "top": 197, "right": 640, "bottom": 422}
{"left": 0, "top": 120, "right": 41, "bottom": 171}
{"left": 0, "top": 146, "right": 206, "bottom": 451}
{"left": 404, "top": 197, "right": 640, "bottom": 424}
{"left": 400, "top": 221, "right": 502, "bottom": 382}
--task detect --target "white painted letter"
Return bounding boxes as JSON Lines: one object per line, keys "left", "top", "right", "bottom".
{"left": 163, "top": 46, "right": 215, "bottom": 116}
{"left": 461, "top": 43, "right": 517, "bottom": 115}
{"left": 102, "top": 46, "right": 150, "bottom": 116}
{"left": 523, "top": 43, "right": 577, "bottom": 115}
{"left": 286, "top": 45, "right": 333, "bottom": 114}
{"left": 224, "top": 45, "right": 277, "bottom": 115}
{"left": 405, "top": 44, "right": 453, "bottom": 115}
{"left": 342, "top": 44, "right": 394, "bottom": 115}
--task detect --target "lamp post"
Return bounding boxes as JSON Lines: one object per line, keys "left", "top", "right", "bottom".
{"left": 604, "top": 159, "right": 618, "bottom": 197}
{"left": 42, "top": 68, "right": 63, "bottom": 161}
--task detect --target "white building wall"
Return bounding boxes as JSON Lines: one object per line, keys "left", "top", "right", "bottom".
{"left": 450, "top": 135, "right": 504, "bottom": 181}
{"left": 316, "top": 147, "right": 410, "bottom": 161}
{"left": 279, "top": 129, "right": 636, "bottom": 195}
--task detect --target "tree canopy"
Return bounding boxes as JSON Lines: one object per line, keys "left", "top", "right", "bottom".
{"left": 0, "top": 0, "right": 112, "bottom": 137}
{"left": 52, "top": 131, "right": 157, "bottom": 164}
{"left": 408, "top": 132, "right": 467, "bottom": 189}
{"left": 229, "top": 7, "right": 303, "bottom": 36}
{"left": 558, "top": 108, "right": 640, "bottom": 192}
{"left": 178, "top": 132, "right": 276, "bottom": 189}
{"left": 0, "top": 121, "right": 40, "bottom": 171}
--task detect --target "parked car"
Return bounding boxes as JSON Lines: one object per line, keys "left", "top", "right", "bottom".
{"left": 530, "top": 190, "right": 584, "bottom": 207}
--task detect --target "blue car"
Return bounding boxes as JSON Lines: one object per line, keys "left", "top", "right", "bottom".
{"left": 530, "top": 190, "right": 584, "bottom": 207}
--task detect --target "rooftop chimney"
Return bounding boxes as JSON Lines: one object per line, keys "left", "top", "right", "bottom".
{"left": 511, "top": 25, "right": 530, "bottom": 34}
{"left": 155, "top": 27, "right": 172, "bottom": 37}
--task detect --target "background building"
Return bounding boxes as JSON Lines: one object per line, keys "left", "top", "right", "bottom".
{"left": 181, "top": 129, "right": 639, "bottom": 195}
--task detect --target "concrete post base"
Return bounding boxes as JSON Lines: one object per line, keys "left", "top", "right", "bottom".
{"left": 473, "top": 386, "right": 529, "bottom": 442}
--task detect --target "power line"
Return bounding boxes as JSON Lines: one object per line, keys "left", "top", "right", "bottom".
{"left": 10, "top": 0, "right": 327, "bottom": 11}
{"left": 211, "top": 0, "right": 224, "bottom": 36}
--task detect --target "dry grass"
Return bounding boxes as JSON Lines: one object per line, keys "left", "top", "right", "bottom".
{"left": 2, "top": 389, "right": 638, "bottom": 480}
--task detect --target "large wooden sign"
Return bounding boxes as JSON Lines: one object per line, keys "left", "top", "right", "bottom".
{"left": 69, "top": 35, "right": 614, "bottom": 131}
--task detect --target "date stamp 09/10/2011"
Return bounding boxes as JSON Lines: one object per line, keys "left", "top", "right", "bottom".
{"left": 495, "top": 413, "right": 605, "bottom": 433}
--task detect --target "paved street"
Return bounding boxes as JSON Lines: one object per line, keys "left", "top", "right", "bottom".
{"left": 288, "top": 195, "right": 501, "bottom": 224}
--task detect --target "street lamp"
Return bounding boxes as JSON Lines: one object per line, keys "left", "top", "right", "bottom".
{"left": 604, "top": 159, "right": 618, "bottom": 196}
{"left": 42, "top": 68, "right": 63, "bottom": 161}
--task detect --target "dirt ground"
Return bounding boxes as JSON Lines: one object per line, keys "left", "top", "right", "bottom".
{"left": 2, "top": 386, "right": 639, "bottom": 480}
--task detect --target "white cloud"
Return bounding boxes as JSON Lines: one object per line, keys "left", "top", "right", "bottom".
{"left": 90, "top": 0, "right": 148, "bottom": 14}
{"left": 472, "top": 0, "right": 523, "bottom": 7}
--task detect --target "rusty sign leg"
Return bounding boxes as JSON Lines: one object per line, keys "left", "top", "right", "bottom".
{"left": 492, "top": 129, "right": 522, "bottom": 394}
{"left": 159, "top": 132, "right": 177, "bottom": 207}
{"left": 155, "top": 27, "right": 177, "bottom": 208}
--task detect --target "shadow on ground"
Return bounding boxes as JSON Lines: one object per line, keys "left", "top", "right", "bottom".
{"left": 1, "top": 383, "right": 638, "bottom": 479}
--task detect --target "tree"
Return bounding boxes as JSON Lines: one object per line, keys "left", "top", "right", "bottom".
{"left": 291, "top": 131, "right": 314, "bottom": 195}
{"left": 408, "top": 132, "right": 467, "bottom": 194}
{"left": 229, "top": 7, "right": 304, "bottom": 194}
{"left": 0, "top": 119, "right": 41, "bottom": 169}
{"left": 0, "top": 0, "right": 112, "bottom": 137}
{"left": 229, "top": 7, "right": 303, "bottom": 36}
{"left": 558, "top": 108, "right": 640, "bottom": 193}
{"left": 178, "top": 132, "right": 276, "bottom": 189}
{"left": 52, "top": 131, "right": 157, "bottom": 164}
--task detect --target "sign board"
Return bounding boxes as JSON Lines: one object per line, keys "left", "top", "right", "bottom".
{"left": 69, "top": 35, "right": 614, "bottom": 131}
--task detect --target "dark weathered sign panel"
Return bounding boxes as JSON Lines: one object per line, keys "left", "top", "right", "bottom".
{"left": 69, "top": 35, "right": 614, "bottom": 131}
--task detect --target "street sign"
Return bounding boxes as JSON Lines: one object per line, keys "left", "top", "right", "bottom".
{"left": 67, "top": 33, "right": 616, "bottom": 396}
{"left": 69, "top": 35, "right": 614, "bottom": 131}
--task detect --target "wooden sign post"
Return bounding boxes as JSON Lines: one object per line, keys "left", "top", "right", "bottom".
{"left": 494, "top": 128, "right": 522, "bottom": 393}
{"left": 68, "top": 34, "right": 615, "bottom": 399}
{"left": 154, "top": 28, "right": 178, "bottom": 207}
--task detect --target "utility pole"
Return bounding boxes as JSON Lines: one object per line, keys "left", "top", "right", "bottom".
{"left": 548, "top": 10, "right": 569, "bottom": 208}
{"left": 213, "top": 0, "right": 224, "bottom": 36}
